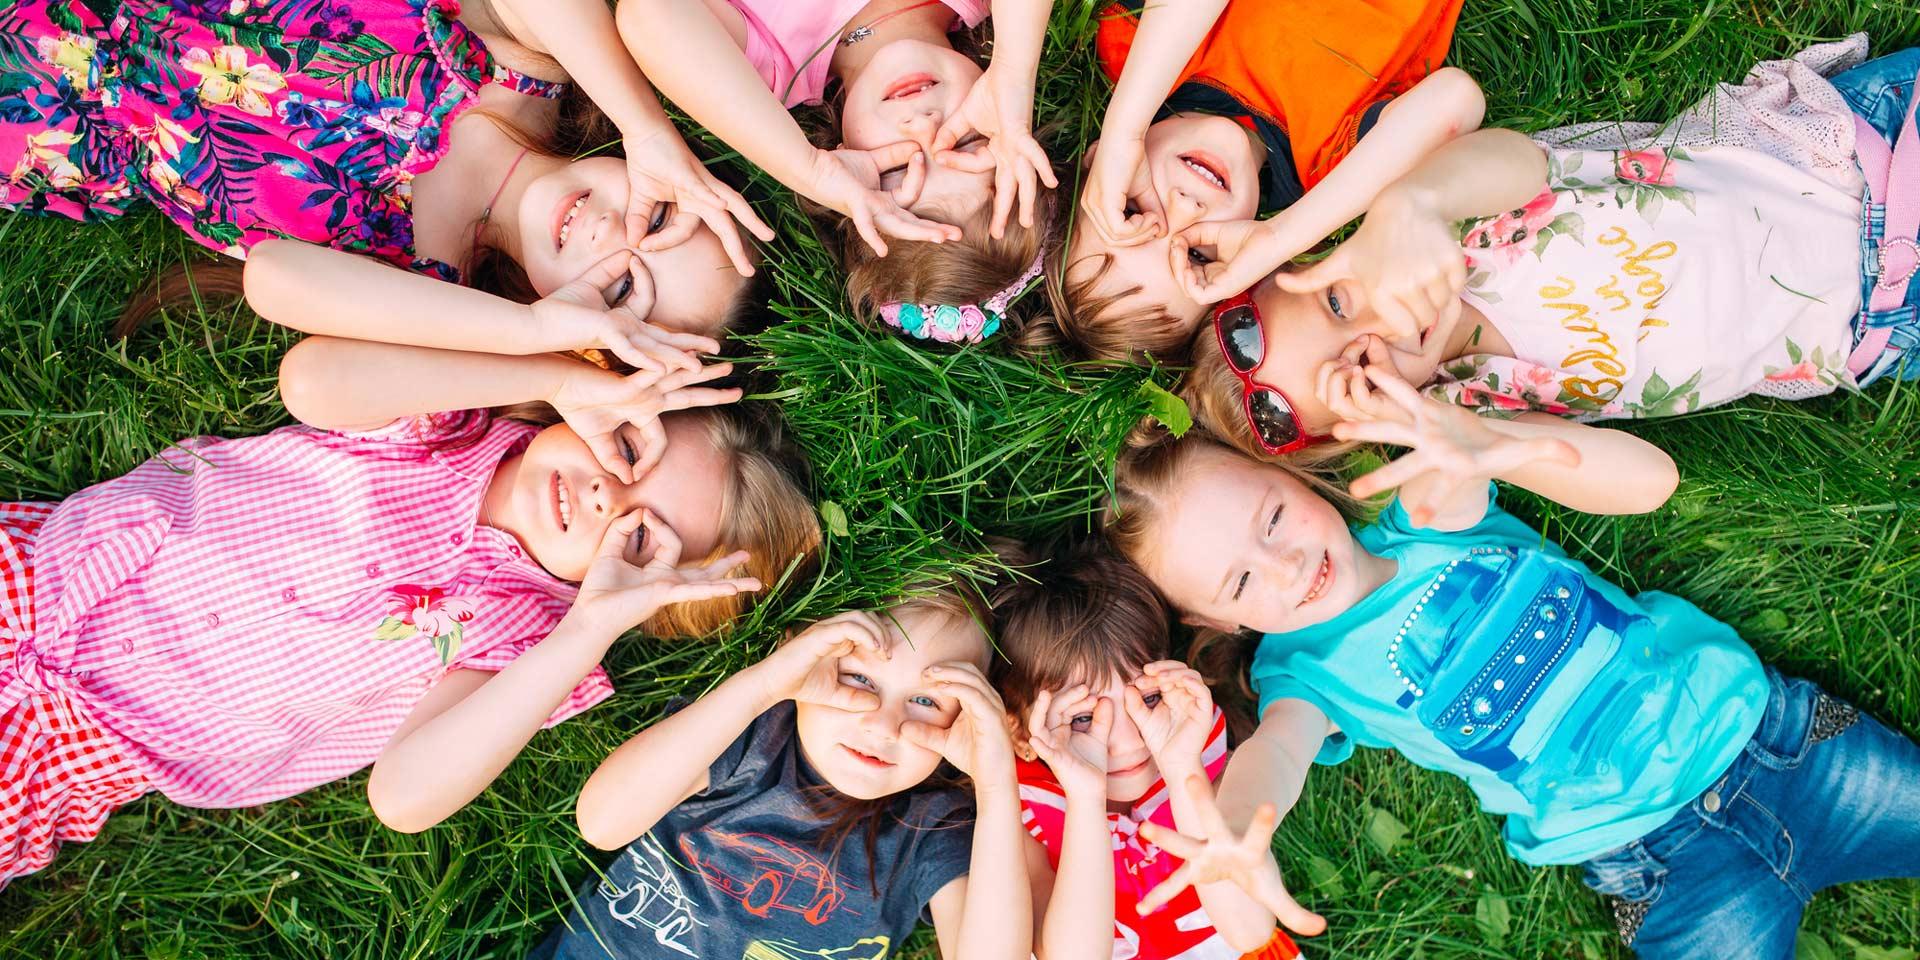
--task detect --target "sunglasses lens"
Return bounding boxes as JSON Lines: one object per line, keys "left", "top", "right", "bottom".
{"left": 1218, "top": 305, "right": 1263, "bottom": 373}
{"left": 1248, "top": 389, "right": 1303, "bottom": 451}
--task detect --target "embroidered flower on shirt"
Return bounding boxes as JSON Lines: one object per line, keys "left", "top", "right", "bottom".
{"left": 1614, "top": 148, "right": 1677, "bottom": 186}
{"left": 373, "top": 585, "right": 476, "bottom": 665}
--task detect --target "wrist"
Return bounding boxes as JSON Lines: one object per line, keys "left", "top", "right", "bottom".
{"left": 553, "top": 606, "right": 628, "bottom": 654}
{"left": 1373, "top": 182, "right": 1445, "bottom": 224}
{"left": 1155, "top": 752, "right": 1205, "bottom": 784}
{"left": 730, "top": 662, "right": 791, "bottom": 714}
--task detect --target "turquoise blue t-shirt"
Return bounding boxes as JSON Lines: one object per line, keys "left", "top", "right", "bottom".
{"left": 1251, "top": 489, "right": 1766, "bottom": 865}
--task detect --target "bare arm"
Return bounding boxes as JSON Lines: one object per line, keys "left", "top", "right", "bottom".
{"left": 277, "top": 336, "right": 591, "bottom": 432}
{"left": 929, "top": 781, "right": 1035, "bottom": 960}
{"left": 1215, "top": 698, "right": 1329, "bottom": 835}
{"left": 1033, "top": 791, "right": 1113, "bottom": 960}
{"left": 492, "top": 0, "right": 674, "bottom": 139}
{"left": 1100, "top": 0, "right": 1230, "bottom": 143}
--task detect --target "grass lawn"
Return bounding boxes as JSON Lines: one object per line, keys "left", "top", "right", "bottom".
{"left": 4, "top": 0, "right": 1920, "bottom": 957}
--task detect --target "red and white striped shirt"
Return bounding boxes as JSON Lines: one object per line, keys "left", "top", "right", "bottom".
{"left": 5, "top": 411, "right": 611, "bottom": 808}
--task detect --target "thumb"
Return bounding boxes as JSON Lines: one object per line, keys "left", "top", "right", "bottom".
{"left": 1271, "top": 251, "right": 1350, "bottom": 294}
{"left": 569, "top": 249, "right": 639, "bottom": 296}
{"left": 864, "top": 139, "right": 923, "bottom": 175}
{"left": 594, "top": 509, "right": 647, "bottom": 563}
{"left": 899, "top": 720, "right": 947, "bottom": 756}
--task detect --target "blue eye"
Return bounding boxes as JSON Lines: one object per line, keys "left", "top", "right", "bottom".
{"left": 843, "top": 672, "right": 872, "bottom": 688}
{"left": 1070, "top": 714, "right": 1093, "bottom": 732}
{"left": 1141, "top": 693, "right": 1163, "bottom": 709}
{"left": 1328, "top": 291, "right": 1346, "bottom": 319}
{"left": 909, "top": 695, "right": 939, "bottom": 709}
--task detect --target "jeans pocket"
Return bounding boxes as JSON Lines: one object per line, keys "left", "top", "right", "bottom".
{"left": 1581, "top": 845, "right": 1665, "bottom": 947}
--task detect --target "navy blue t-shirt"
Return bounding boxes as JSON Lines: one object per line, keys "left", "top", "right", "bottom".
{"left": 529, "top": 703, "right": 975, "bottom": 959}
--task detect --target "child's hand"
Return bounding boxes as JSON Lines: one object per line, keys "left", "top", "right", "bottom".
{"left": 1333, "top": 367, "right": 1580, "bottom": 526}
{"left": 930, "top": 65, "right": 1058, "bottom": 238}
{"left": 1170, "top": 218, "right": 1287, "bottom": 305}
{"left": 1024, "top": 686, "right": 1111, "bottom": 800}
{"left": 1079, "top": 135, "right": 1160, "bottom": 246}
{"left": 749, "top": 610, "right": 895, "bottom": 712}
{"left": 808, "top": 144, "right": 964, "bottom": 257}
{"left": 1125, "top": 662, "right": 1214, "bottom": 780}
{"left": 549, "top": 360, "right": 741, "bottom": 483}
{"left": 903, "top": 662, "right": 1017, "bottom": 785}
{"left": 532, "top": 251, "right": 720, "bottom": 373}
{"left": 572, "top": 511, "right": 762, "bottom": 634}
{"left": 1137, "top": 774, "right": 1327, "bottom": 937}
{"left": 623, "top": 129, "right": 776, "bottom": 277}
{"left": 1272, "top": 190, "right": 1467, "bottom": 346}
{"left": 1314, "top": 336, "right": 1415, "bottom": 427}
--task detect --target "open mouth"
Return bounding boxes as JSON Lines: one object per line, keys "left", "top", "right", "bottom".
{"left": 883, "top": 73, "right": 937, "bottom": 100}
{"left": 550, "top": 471, "right": 574, "bottom": 532}
{"left": 1299, "top": 551, "right": 1333, "bottom": 606}
{"left": 554, "top": 190, "right": 590, "bottom": 251}
{"left": 842, "top": 744, "right": 895, "bottom": 769}
{"left": 1179, "top": 152, "right": 1229, "bottom": 191}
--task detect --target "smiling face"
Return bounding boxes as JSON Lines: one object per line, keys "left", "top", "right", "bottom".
{"left": 1238, "top": 274, "right": 1442, "bottom": 434}
{"left": 1022, "top": 670, "right": 1178, "bottom": 804}
{"left": 838, "top": 39, "right": 994, "bottom": 223}
{"left": 514, "top": 156, "right": 747, "bottom": 337}
{"left": 1065, "top": 114, "right": 1266, "bottom": 336}
{"left": 793, "top": 604, "right": 991, "bottom": 800}
{"left": 481, "top": 415, "right": 730, "bottom": 582}
{"left": 1135, "top": 444, "right": 1375, "bottom": 636}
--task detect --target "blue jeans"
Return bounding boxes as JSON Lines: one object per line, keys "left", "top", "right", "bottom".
{"left": 1579, "top": 669, "right": 1920, "bottom": 959}
{"left": 1830, "top": 48, "right": 1920, "bottom": 383}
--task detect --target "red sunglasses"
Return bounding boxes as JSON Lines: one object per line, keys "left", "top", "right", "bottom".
{"left": 1211, "top": 291, "right": 1317, "bottom": 455}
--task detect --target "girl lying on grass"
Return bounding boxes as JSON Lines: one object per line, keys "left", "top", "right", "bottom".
{"left": 1106, "top": 381, "right": 1920, "bottom": 960}
{"left": 989, "top": 537, "right": 1306, "bottom": 960}
{"left": 2, "top": 0, "right": 769, "bottom": 358}
{"left": 617, "top": 0, "right": 1059, "bottom": 347}
{"left": 535, "top": 591, "right": 1030, "bottom": 960}
{"left": 1048, "top": 0, "right": 1484, "bottom": 363}
{"left": 0, "top": 338, "right": 819, "bottom": 887}
{"left": 1182, "top": 39, "right": 1920, "bottom": 485}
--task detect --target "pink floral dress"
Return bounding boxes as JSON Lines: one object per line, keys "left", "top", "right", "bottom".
{"left": 0, "top": 0, "right": 564, "bottom": 280}
{"left": 0, "top": 411, "right": 612, "bottom": 887}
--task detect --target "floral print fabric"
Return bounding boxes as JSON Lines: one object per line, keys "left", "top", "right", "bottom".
{"left": 1437, "top": 132, "right": 1867, "bottom": 420}
{"left": 0, "top": 0, "right": 563, "bottom": 278}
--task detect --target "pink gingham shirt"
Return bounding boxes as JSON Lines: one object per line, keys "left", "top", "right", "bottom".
{"left": 3, "top": 411, "right": 612, "bottom": 808}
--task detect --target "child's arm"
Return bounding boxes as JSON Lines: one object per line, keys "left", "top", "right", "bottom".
{"left": 1080, "top": 0, "right": 1231, "bottom": 245}
{"left": 576, "top": 610, "right": 895, "bottom": 848}
{"left": 1127, "top": 663, "right": 1278, "bottom": 950}
{"left": 1022, "top": 688, "right": 1118, "bottom": 960}
{"left": 368, "top": 512, "right": 762, "bottom": 832}
{"left": 1177, "top": 105, "right": 1531, "bottom": 340}
{"left": 279, "top": 337, "right": 738, "bottom": 482}
{"left": 929, "top": 0, "right": 1059, "bottom": 236}
{"left": 908, "top": 663, "right": 1033, "bottom": 960}
{"left": 615, "top": 0, "right": 959, "bottom": 256}
{"left": 1328, "top": 365, "right": 1678, "bottom": 528}
{"left": 245, "top": 241, "right": 715, "bottom": 373}
{"left": 489, "top": 0, "right": 771, "bottom": 269}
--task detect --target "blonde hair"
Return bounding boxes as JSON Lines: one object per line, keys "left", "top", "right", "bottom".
{"left": 1178, "top": 342, "right": 1367, "bottom": 509}
{"left": 500, "top": 401, "right": 821, "bottom": 638}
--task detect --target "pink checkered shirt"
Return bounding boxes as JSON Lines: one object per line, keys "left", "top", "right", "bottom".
{"left": 4, "top": 410, "right": 612, "bottom": 808}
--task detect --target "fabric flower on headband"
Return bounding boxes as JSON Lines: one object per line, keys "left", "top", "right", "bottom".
{"left": 879, "top": 254, "right": 1044, "bottom": 346}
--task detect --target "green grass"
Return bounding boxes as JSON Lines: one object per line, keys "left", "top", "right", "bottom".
{"left": 4, "top": 0, "right": 1920, "bottom": 957}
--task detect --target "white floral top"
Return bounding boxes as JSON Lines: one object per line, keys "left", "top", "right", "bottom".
{"left": 1436, "top": 78, "right": 1868, "bottom": 419}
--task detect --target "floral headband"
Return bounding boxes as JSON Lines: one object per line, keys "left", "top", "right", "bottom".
{"left": 879, "top": 254, "right": 1045, "bottom": 345}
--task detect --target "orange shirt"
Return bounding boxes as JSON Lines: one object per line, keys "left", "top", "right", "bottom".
{"left": 1096, "top": 0, "right": 1464, "bottom": 207}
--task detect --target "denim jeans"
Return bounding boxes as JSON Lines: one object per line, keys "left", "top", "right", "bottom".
{"left": 1578, "top": 669, "right": 1920, "bottom": 959}
{"left": 1830, "top": 47, "right": 1920, "bottom": 383}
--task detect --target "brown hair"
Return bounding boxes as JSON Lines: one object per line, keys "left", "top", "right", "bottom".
{"left": 496, "top": 400, "right": 821, "bottom": 638}
{"left": 987, "top": 536, "right": 1171, "bottom": 730}
{"left": 1044, "top": 245, "right": 1196, "bottom": 364}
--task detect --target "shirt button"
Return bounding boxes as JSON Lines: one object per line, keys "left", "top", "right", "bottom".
{"left": 450, "top": 532, "right": 465, "bottom": 545}
{"left": 1701, "top": 790, "right": 1723, "bottom": 813}
{"left": 508, "top": 545, "right": 521, "bottom": 557}
{"left": 206, "top": 613, "right": 220, "bottom": 627}
{"left": 121, "top": 639, "right": 134, "bottom": 654}
{"left": 282, "top": 587, "right": 297, "bottom": 602}
{"left": 365, "top": 562, "right": 381, "bottom": 578}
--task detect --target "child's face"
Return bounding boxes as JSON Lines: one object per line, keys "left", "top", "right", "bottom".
{"left": 1024, "top": 670, "right": 1177, "bottom": 804}
{"left": 794, "top": 606, "right": 991, "bottom": 800}
{"left": 483, "top": 416, "right": 729, "bottom": 582}
{"left": 1137, "top": 444, "right": 1366, "bottom": 635}
{"left": 1066, "top": 114, "right": 1266, "bottom": 332}
{"left": 839, "top": 40, "right": 995, "bottom": 223}
{"left": 516, "top": 156, "right": 747, "bottom": 337}
{"left": 1234, "top": 274, "right": 1441, "bottom": 434}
